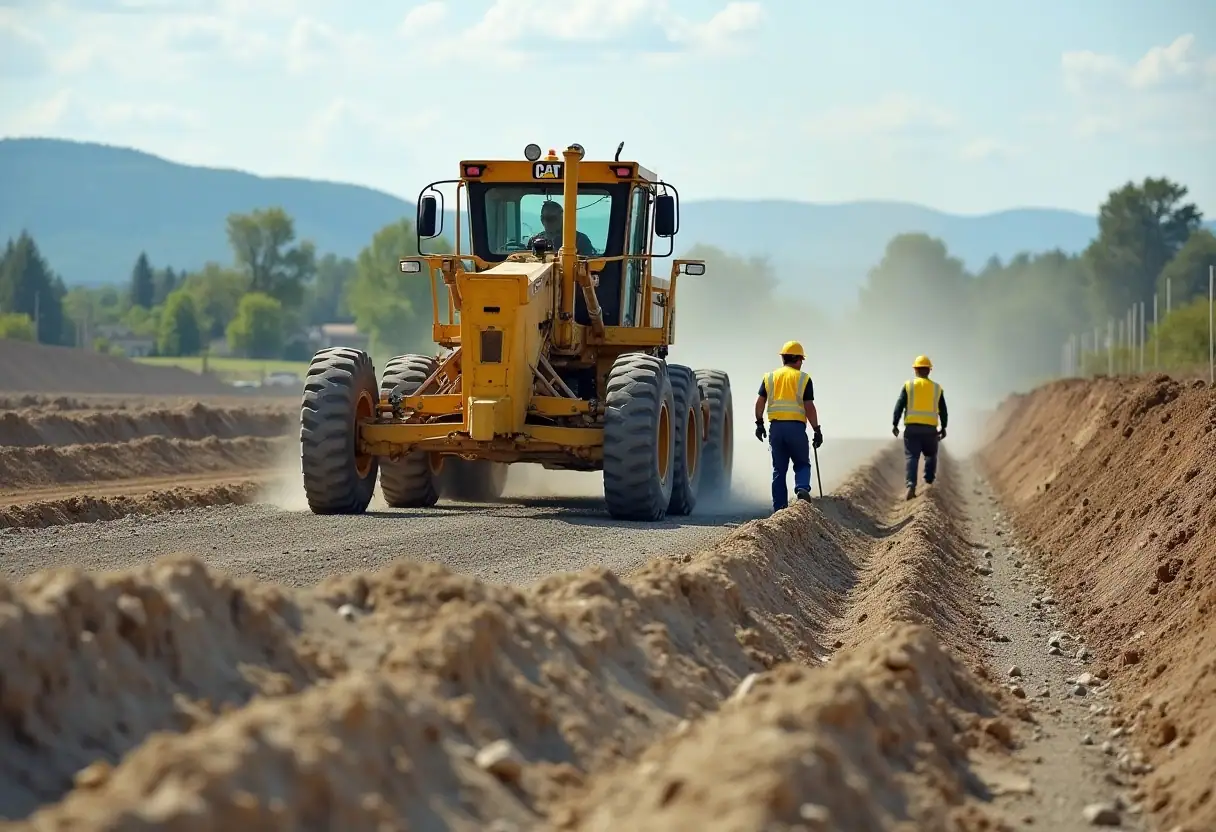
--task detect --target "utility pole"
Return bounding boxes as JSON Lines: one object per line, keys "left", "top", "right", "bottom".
{"left": 1107, "top": 318, "right": 1114, "bottom": 376}
{"left": 1209, "top": 265, "right": 1213, "bottom": 385}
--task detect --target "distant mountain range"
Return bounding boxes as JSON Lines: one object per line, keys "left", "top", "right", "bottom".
{"left": 3, "top": 137, "right": 1212, "bottom": 310}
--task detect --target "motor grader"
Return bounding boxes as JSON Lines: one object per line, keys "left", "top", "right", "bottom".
{"left": 299, "top": 142, "right": 734, "bottom": 521}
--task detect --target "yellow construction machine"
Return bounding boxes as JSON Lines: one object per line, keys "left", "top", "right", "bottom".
{"left": 300, "top": 142, "right": 734, "bottom": 520}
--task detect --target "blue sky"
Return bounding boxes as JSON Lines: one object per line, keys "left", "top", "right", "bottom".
{"left": 2, "top": 0, "right": 1214, "bottom": 215}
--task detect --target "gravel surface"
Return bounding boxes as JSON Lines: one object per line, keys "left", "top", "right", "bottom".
{"left": 0, "top": 496, "right": 771, "bottom": 587}
{"left": 963, "top": 463, "right": 1146, "bottom": 831}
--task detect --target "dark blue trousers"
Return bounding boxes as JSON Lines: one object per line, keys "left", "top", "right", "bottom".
{"left": 769, "top": 419, "right": 811, "bottom": 511}
{"left": 903, "top": 424, "right": 939, "bottom": 486}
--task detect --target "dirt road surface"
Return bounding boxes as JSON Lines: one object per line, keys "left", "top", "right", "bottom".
{"left": 0, "top": 373, "right": 1211, "bottom": 831}
{"left": 0, "top": 394, "right": 295, "bottom": 529}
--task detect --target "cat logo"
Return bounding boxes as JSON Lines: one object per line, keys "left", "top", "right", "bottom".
{"left": 532, "top": 162, "right": 563, "bottom": 180}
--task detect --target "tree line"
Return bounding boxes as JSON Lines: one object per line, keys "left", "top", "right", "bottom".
{"left": 0, "top": 208, "right": 447, "bottom": 361}
{"left": 665, "top": 175, "right": 1214, "bottom": 403}
{"left": 1, "top": 175, "right": 1211, "bottom": 398}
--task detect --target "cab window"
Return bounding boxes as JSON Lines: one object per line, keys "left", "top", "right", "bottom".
{"left": 622, "top": 186, "right": 649, "bottom": 326}
{"left": 479, "top": 185, "right": 613, "bottom": 255}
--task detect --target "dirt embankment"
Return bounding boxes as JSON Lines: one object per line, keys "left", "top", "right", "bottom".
{"left": 0, "top": 445, "right": 1023, "bottom": 831}
{"left": 0, "top": 339, "right": 239, "bottom": 396}
{"left": 0, "top": 397, "right": 296, "bottom": 530}
{"left": 0, "top": 401, "right": 292, "bottom": 447}
{"left": 981, "top": 375, "right": 1216, "bottom": 832}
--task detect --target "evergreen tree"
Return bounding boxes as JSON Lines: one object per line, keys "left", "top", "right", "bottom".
{"left": 130, "top": 252, "right": 155, "bottom": 309}
{"left": 0, "top": 232, "right": 67, "bottom": 344}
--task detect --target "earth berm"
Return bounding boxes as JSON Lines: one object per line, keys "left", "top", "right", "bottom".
{"left": 2, "top": 443, "right": 1029, "bottom": 831}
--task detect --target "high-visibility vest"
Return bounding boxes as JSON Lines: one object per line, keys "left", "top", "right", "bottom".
{"left": 903, "top": 377, "right": 942, "bottom": 427}
{"left": 763, "top": 366, "right": 811, "bottom": 422}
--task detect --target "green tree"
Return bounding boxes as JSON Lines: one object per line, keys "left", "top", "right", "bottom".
{"left": 226, "top": 291, "right": 285, "bottom": 359}
{"left": 1085, "top": 177, "right": 1202, "bottom": 317}
{"left": 157, "top": 289, "right": 203, "bottom": 357}
{"left": 971, "top": 249, "right": 1091, "bottom": 389}
{"left": 154, "top": 266, "right": 179, "bottom": 306}
{"left": 129, "top": 251, "right": 155, "bottom": 309}
{"left": 347, "top": 219, "right": 449, "bottom": 355}
{"left": 307, "top": 253, "right": 358, "bottom": 325}
{"left": 1158, "top": 228, "right": 1216, "bottom": 308}
{"left": 180, "top": 263, "right": 250, "bottom": 339}
{"left": 0, "top": 312, "right": 36, "bottom": 341}
{"left": 0, "top": 232, "right": 69, "bottom": 345}
{"left": 852, "top": 232, "right": 974, "bottom": 359}
{"left": 1152, "top": 297, "right": 1211, "bottom": 367}
{"left": 225, "top": 207, "right": 316, "bottom": 309}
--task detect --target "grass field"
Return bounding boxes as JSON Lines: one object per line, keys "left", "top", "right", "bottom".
{"left": 135, "top": 355, "right": 310, "bottom": 383}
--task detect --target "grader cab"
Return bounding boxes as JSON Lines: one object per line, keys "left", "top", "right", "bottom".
{"left": 300, "top": 143, "right": 734, "bottom": 521}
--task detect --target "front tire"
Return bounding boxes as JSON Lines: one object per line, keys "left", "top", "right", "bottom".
{"left": 667, "top": 363, "right": 703, "bottom": 515}
{"left": 300, "top": 347, "right": 379, "bottom": 515}
{"left": 378, "top": 354, "right": 442, "bottom": 508}
{"left": 603, "top": 353, "right": 676, "bottom": 520}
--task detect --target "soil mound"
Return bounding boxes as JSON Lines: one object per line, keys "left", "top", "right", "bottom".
{"left": 0, "top": 448, "right": 1009, "bottom": 830}
{"left": 981, "top": 374, "right": 1216, "bottom": 832}
{"left": 0, "top": 483, "right": 260, "bottom": 530}
{"left": 0, "top": 339, "right": 235, "bottom": 396}
{"left": 0, "top": 436, "right": 289, "bottom": 489}
{"left": 0, "top": 403, "right": 292, "bottom": 447}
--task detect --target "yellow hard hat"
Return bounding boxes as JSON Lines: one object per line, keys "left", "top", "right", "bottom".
{"left": 912, "top": 355, "right": 933, "bottom": 369}
{"left": 780, "top": 340, "right": 805, "bottom": 358}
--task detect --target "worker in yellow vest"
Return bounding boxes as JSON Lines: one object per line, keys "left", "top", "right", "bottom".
{"left": 754, "top": 340, "right": 822, "bottom": 512}
{"left": 892, "top": 354, "right": 948, "bottom": 500}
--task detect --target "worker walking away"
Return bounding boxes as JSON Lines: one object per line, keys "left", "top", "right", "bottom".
{"left": 892, "top": 354, "right": 947, "bottom": 500}
{"left": 755, "top": 340, "right": 823, "bottom": 513}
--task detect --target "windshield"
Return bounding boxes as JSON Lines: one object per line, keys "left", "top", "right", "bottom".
{"left": 479, "top": 185, "right": 614, "bottom": 256}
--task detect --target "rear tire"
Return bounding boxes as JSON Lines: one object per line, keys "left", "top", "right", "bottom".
{"left": 439, "top": 459, "right": 509, "bottom": 502}
{"left": 378, "top": 354, "right": 441, "bottom": 508}
{"left": 603, "top": 353, "right": 676, "bottom": 520}
{"left": 300, "top": 347, "right": 379, "bottom": 515}
{"left": 694, "top": 368, "right": 733, "bottom": 501}
{"left": 667, "top": 363, "right": 703, "bottom": 515}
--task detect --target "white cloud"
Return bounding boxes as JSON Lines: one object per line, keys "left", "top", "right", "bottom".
{"left": 1060, "top": 34, "right": 1216, "bottom": 143}
{"left": 0, "top": 17, "right": 49, "bottom": 77}
{"left": 459, "top": 0, "right": 763, "bottom": 58}
{"left": 803, "top": 95, "right": 959, "bottom": 142}
{"left": 4, "top": 89, "right": 201, "bottom": 134}
{"left": 959, "top": 138, "right": 1023, "bottom": 163}
{"left": 400, "top": 1, "right": 446, "bottom": 34}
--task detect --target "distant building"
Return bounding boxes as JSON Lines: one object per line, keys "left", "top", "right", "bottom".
{"left": 95, "top": 324, "right": 155, "bottom": 357}
{"left": 310, "top": 322, "right": 370, "bottom": 352}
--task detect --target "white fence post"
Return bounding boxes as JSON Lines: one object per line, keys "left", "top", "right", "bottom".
{"left": 1153, "top": 293, "right": 1159, "bottom": 369}
{"left": 1209, "top": 265, "right": 1213, "bottom": 385}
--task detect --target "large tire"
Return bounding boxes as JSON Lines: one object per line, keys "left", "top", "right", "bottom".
{"left": 378, "top": 354, "right": 441, "bottom": 508}
{"left": 439, "top": 459, "right": 509, "bottom": 502}
{"left": 300, "top": 347, "right": 379, "bottom": 515}
{"left": 694, "top": 368, "right": 733, "bottom": 501}
{"left": 667, "top": 363, "right": 703, "bottom": 515}
{"left": 603, "top": 353, "right": 676, "bottom": 520}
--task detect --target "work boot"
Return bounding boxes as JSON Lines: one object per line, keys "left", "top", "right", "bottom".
{"left": 795, "top": 488, "right": 811, "bottom": 502}
{"left": 905, "top": 485, "right": 916, "bottom": 500}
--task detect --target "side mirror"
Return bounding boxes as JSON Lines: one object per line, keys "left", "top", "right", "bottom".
{"left": 654, "top": 194, "right": 677, "bottom": 237}
{"left": 418, "top": 196, "right": 440, "bottom": 238}
{"left": 683, "top": 263, "right": 705, "bottom": 276}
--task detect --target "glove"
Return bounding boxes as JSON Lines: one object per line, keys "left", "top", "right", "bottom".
{"left": 812, "top": 427, "right": 823, "bottom": 449}
{"left": 938, "top": 428, "right": 947, "bottom": 440}
{"left": 755, "top": 419, "right": 766, "bottom": 441}
{"left": 892, "top": 426, "right": 900, "bottom": 437}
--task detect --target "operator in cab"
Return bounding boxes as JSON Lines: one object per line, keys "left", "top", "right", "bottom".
{"left": 530, "top": 200, "right": 597, "bottom": 256}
